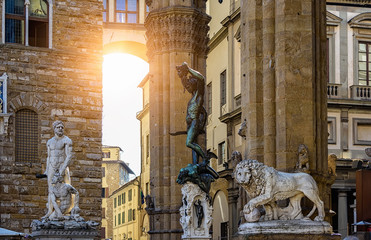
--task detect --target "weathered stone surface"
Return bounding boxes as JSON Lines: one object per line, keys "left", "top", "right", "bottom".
{"left": 238, "top": 220, "right": 333, "bottom": 235}
{"left": 145, "top": 1, "right": 210, "bottom": 239}
{"left": 0, "top": 0, "right": 103, "bottom": 233}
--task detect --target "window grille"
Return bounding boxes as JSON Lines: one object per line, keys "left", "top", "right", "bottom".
{"left": 15, "top": 109, "right": 38, "bottom": 163}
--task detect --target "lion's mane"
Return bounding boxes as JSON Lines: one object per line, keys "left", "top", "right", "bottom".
{"left": 235, "top": 159, "right": 275, "bottom": 199}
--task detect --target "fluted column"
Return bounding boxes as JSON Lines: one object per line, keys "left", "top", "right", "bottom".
{"left": 145, "top": 1, "right": 210, "bottom": 239}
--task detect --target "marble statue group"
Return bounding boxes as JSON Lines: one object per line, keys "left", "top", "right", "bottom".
{"left": 32, "top": 120, "right": 97, "bottom": 231}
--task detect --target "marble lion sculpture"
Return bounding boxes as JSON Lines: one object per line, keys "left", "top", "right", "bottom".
{"left": 234, "top": 159, "right": 325, "bottom": 222}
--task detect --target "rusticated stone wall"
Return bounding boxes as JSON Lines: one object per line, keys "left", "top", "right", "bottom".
{"left": 0, "top": 0, "right": 103, "bottom": 234}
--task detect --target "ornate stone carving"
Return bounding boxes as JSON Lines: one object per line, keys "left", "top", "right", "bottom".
{"left": 238, "top": 119, "right": 247, "bottom": 138}
{"left": 234, "top": 159, "right": 325, "bottom": 222}
{"left": 179, "top": 182, "right": 212, "bottom": 239}
{"left": 145, "top": 8, "right": 210, "bottom": 60}
{"left": 296, "top": 144, "right": 309, "bottom": 172}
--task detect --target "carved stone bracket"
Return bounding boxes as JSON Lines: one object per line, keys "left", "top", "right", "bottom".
{"left": 0, "top": 113, "right": 12, "bottom": 135}
{"left": 180, "top": 182, "right": 212, "bottom": 239}
{"left": 145, "top": 7, "right": 211, "bottom": 60}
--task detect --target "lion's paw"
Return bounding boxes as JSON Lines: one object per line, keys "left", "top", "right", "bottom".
{"left": 314, "top": 216, "right": 324, "bottom": 221}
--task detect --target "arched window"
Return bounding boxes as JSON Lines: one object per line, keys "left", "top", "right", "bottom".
{"left": 15, "top": 109, "right": 38, "bottom": 162}
{"left": 4, "top": 0, "right": 50, "bottom": 47}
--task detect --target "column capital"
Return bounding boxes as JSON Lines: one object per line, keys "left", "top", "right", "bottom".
{"left": 145, "top": 7, "right": 210, "bottom": 60}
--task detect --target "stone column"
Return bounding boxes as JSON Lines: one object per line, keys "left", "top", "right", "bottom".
{"left": 240, "top": 0, "right": 330, "bottom": 210}
{"left": 338, "top": 191, "right": 348, "bottom": 238}
{"left": 145, "top": 1, "right": 210, "bottom": 240}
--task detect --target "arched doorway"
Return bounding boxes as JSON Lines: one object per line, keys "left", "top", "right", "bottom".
{"left": 212, "top": 191, "right": 229, "bottom": 240}
{"left": 102, "top": 40, "right": 148, "bottom": 176}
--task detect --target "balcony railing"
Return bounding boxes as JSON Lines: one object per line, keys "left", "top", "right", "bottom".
{"left": 350, "top": 85, "right": 371, "bottom": 100}
{"left": 327, "top": 83, "right": 341, "bottom": 98}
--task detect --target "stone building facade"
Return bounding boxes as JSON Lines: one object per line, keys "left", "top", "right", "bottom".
{"left": 206, "top": 0, "right": 371, "bottom": 239}
{"left": 101, "top": 145, "right": 135, "bottom": 239}
{"left": 0, "top": 0, "right": 103, "bottom": 234}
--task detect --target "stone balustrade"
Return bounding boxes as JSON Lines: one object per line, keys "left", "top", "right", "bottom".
{"left": 327, "top": 83, "right": 341, "bottom": 98}
{"left": 350, "top": 85, "right": 371, "bottom": 100}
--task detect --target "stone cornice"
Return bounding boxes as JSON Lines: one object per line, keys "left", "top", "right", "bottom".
{"left": 349, "top": 12, "right": 371, "bottom": 29}
{"left": 327, "top": 11, "right": 342, "bottom": 26}
{"left": 145, "top": 6, "right": 211, "bottom": 60}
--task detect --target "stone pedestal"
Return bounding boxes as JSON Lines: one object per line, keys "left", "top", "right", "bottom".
{"left": 32, "top": 229, "right": 98, "bottom": 240}
{"left": 235, "top": 220, "right": 341, "bottom": 240}
{"left": 180, "top": 182, "right": 212, "bottom": 240}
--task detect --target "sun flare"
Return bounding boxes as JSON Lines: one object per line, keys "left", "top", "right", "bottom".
{"left": 102, "top": 53, "right": 149, "bottom": 175}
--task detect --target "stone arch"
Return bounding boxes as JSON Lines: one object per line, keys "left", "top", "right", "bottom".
{"left": 103, "top": 41, "right": 147, "bottom": 61}
{"left": 349, "top": 12, "right": 371, "bottom": 29}
{"left": 8, "top": 92, "right": 48, "bottom": 114}
{"left": 212, "top": 190, "right": 229, "bottom": 240}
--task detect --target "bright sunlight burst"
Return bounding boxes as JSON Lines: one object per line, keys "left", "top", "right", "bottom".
{"left": 102, "top": 53, "right": 149, "bottom": 175}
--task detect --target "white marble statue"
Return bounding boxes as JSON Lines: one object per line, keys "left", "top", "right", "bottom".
{"left": 234, "top": 159, "right": 325, "bottom": 222}
{"left": 42, "top": 171, "right": 81, "bottom": 221}
{"left": 43, "top": 120, "right": 73, "bottom": 219}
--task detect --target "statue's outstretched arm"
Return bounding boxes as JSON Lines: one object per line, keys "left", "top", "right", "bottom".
{"left": 187, "top": 66, "right": 204, "bottom": 81}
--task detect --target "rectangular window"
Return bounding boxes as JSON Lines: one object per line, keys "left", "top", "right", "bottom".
{"left": 115, "top": 0, "right": 138, "bottom": 23}
{"left": 218, "top": 141, "right": 225, "bottom": 165}
{"left": 5, "top": 0, "right": 49, "bottom": 47}
{"left": 115, "top": 215, "right": 117, "bottom": 226}
{"left": 207, "top": 82, "right": 212, "bottom": 114}
{"left": 129, "top": 189, "right": 132, "bottom": 201}
{"left": 221, "top": 222, "right": 228, "bottom": 240}
{"left": 358, "top": 42, "right": 371, "bottom": 86}
{"left": 122, "top": 211, "right": 125, "bottom": 223}
{"left": 118, "top": 213, "right": 121, "bottom": 225}
{"left": 220, "top": 70, "right": 227, "bottom": 106}
{"left": 103, "top": 0, "right": 108, "bottom": 22}
{"left": 118, "top": 195, "right": 121, "bottom": 206}
{"left": 101, "top": 188, "right": 106, "bottom": 198}
{"left": 102, "top": 207, "right": 106, "bottom": 218}
{"left": 114, "top": 197, "right": 117, "bottom": 208}
{"left": 133, "top": 209, "right": 136, "bottom": 221}
{"left": 121, "top": 193, "right": 124, "bottom": 204}
{"left": 146, "top": 134, "right": 150, "bottom": 161}
{"left": 128, "top": 209, "right": 133, "bottom": 221}
{"left": 123, "top": 192, "right": 126, "bottom": 203}
{"left": 15, "top": 109, "right": 38, "bottom": 163}
{"left": 100, "top": 227, "right": 106, "bottom": 239}
{"left": 102, "top": 151, "right": 110, "bottom": 158}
